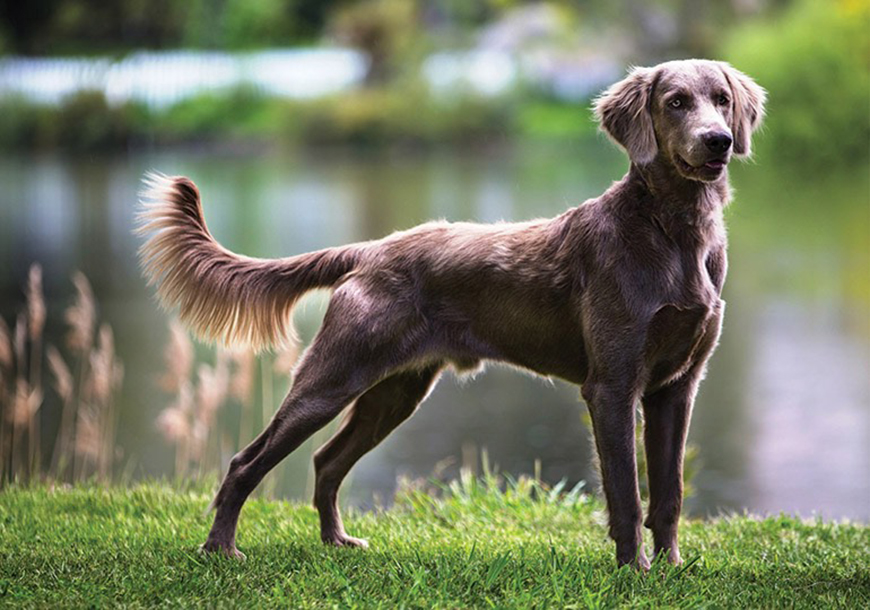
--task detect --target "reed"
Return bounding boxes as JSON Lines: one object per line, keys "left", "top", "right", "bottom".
{"left": 0, "top": 318, "right": 10, "bottom": 478}
{"left": 156, "top": 380, "right": 193, "bottom": 478}
{"left": 229, "top": 348, "right": 255, "bottom": 451}
{"left": 155, "top": 324, "right": 232, "bottom": 479}
{"left": 63, "top": 271, "right": 96, "bottom": 480}
{"left": 79, "top": 324, "right": 123, "bottom": 480}
{"left": 192, "top": 356, "right": 229, "bottom": 476}
{"left": 0, "top": 262, "right": 303, "bottom": 492}
{"left": 0, "top": 267, "right": 123, "bottom": 485}
{"left": 160, "top": 320, "right": 193, "bottom": 394}
{"left": 26, "top": 264, "right": 45, "bottom": 474}
{"left": 153, "top": 321, "right": 300, "bottom": 497}
{"left": 46, "top": 345, "right": 74, "bottom": 476}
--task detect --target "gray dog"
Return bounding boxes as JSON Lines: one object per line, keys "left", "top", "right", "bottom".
{"left": 137, "top": 59, "right": 765, "bottom": 569}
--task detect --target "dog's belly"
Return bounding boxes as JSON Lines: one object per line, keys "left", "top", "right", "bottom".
{"left": 442, "top": 318, "right": 588, "bottom": 384}
{"left": 645, "top": 299, "right": 724, "bottom": 389}
{"left": 501, "top": 338, "right": 587, "bottom": 384}
{"left": 420, "top": 265, "right": 588, "bottom": 383}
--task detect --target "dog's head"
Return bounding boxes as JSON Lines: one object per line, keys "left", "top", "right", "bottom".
{"left": 594, "top": 60, "right": 766, "bottom": 182}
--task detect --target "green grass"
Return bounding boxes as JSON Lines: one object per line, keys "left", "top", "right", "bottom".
{"left": 0, "top": 478, "right": 867, "bottom": 608}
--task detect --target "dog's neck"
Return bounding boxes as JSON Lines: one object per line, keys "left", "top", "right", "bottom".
{"left": 628, "top": 158, "right": 730, "bottom": 228}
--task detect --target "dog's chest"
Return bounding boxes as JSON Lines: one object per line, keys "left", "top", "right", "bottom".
{"left": 643, "top": 254, "right": 724, "bottom": 387}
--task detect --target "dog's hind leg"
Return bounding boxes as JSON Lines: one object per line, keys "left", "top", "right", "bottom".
{"left": 313, "top": 364, "right": 442, "bottom": 547}
{"left": 201, "top": 282, "right": 424, "bottom": 558}
{"left": 201, "top": 371, "right": 362, "bottom": 559}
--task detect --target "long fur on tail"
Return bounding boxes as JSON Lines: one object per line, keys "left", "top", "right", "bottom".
{"left": 136, "top": 172, "right": 359, "bottom": 351}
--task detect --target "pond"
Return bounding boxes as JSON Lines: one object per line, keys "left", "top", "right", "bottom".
{"left": 1, "top": 141, "right": 867, "bottom": 521}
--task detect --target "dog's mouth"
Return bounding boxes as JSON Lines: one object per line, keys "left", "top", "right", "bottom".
{"left": 676, "top": 155, "right": 729, "bottom": 179}
{"left": 703, "top": 158, "right": 727, "bottom": 170}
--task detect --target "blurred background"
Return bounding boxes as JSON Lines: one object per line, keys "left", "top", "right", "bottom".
{"left": 0, "top": 0, "right": 867, "bottom": 521}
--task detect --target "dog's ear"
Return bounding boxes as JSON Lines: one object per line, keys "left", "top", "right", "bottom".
{"left": 594, "top": 66, "right": 657, "bottom": 165}
{"left": 719, "top": 63, "right": 766, "bottom": 157}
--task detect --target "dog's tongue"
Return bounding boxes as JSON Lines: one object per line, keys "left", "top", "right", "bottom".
{"left": 705, "top": 159, "right": 726, "bottom": 169}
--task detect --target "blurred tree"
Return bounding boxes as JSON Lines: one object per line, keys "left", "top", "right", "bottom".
{"left": 188, "top": 0, "right": 347, "bottom": 49}
{"left": 0, "top": 0, "right": 189, "bottom": 54}
{"left": 621, "top": 0, "right": 754, "bottom": 60}
{"left": 438, "top": 0, "right": 499, "bottom": 28}
{"left": 292, "top": 0, "right": 347, "bottom": 40}
{"left": 182, "top": 0, "right": 227, "bottom": 49}
{"left": 330, "top": 0, "right": 421, "bottom": 86}
{"left": 723, "top": 0, "right": 870, "bottom": 169}
{"left": 0, "top": 0, "right": 347, "bottom": 54}
{"left": 0, "top": 0, "right": 60, "bottom": 54}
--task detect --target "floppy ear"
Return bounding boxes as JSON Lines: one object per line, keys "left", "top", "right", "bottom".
{"left": 594, "top": 66, "right": 657, "bottom": 165}
{"left": 719, "top": 63, "right": 766, "bottom": 157}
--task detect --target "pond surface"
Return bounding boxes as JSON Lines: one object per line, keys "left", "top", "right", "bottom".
{"left": 1, "top": 142, "right": 868, "bottom": 521}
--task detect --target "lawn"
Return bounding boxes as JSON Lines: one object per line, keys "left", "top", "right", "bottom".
{"left": 0, "top": 477, "right": 867, "bottom": 608}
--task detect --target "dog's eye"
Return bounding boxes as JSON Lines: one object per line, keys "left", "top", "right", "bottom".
{"left": 668, "top": 98, "right": 682, "bottom": 109}
{"left": 717, "top": 94, "right": 730, "bottom": 106}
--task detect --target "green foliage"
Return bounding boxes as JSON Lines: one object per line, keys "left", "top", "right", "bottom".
{"left": 156, "top": 86, "right": 281, "bottom": 140}
{"left": 722, "top": 0, "right": 870, "bottom": 170}
{"left": 0, "top": 96, "right": 56, "bottom": 148}
{"left": 0, "top": 83, "right": 517, "bottom": 150}
{"left": 34, "top": 0, "right": 189, "bottom": 54}
{"left": 329, "top": 0, "right": 424, "bottom": 86}
{"left": 516, "top": 101, "right": 599, "bottom": 141}
{"left": 1, "top": 482, "right": 868, "bottom": 607}
{"left": 0, "top": 88, "right": 289, "bottom": 151}
{"left": 52, "top": 91, "right": 143, "bottom": 150}
{"left": 221, "top": 0, "right": 298, "bottom": 49}
{"left": 0, "top": 92, "right": 149, "bottom": 152}
{"left": 285, "top": 86, "right": 513, "bottom": 147}
{"left": 1, "top": 0, "right": 317, "bottom": 53}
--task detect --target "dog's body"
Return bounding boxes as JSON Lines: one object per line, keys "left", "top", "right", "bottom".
{"left": 138, "top": 59, "right": 764, "bottom": 568}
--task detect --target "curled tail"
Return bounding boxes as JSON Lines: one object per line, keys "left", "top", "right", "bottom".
{"left": 136, "top": 172, "right": 359, "bottom": 351}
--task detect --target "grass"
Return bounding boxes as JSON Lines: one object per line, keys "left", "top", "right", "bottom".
{"left": 0, "top": 477, "right": 867, "bottom": 609}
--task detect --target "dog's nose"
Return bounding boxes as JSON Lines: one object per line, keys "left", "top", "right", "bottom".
{"left": 703, "top": 132, "right": 733, "bottom": 154}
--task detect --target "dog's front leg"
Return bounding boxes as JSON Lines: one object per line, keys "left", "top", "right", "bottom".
{"left": 581, "top": 380, "right": 649, "bottom": 570}
{"left": 642, "top": 307, "right": 723, "bottom": 565}
{"left": 641, "top": 372, "right": 699, "bottom": 566}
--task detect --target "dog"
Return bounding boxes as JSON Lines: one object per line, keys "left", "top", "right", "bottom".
{"left": 137, "top": 59, "right": 765, "bottom": 569}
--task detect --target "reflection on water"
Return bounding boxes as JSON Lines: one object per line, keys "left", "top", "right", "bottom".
{"left": 1, "top": 144, "right": 867, "bottom": 521}
{"left": 748, "top": 301, "right": 870, "bottom": 519}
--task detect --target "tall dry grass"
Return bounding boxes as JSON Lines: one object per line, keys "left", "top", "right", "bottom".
{"left": 0, "top": 265, "right": 123, "bottom": 485}
{"left": 0, "top": 262, "right": 302, "bottom": 492}
{"left": 154, "top": 322, "right": 299, "bottom": 489}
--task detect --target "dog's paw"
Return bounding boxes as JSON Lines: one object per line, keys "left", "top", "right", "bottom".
{"left": 638, "top": 553, "right": 652, "bottom": 572}
{"left": 617, "top": 549, "right": 651, "bottom": 572}
{"left": 653, "top": 546, "right": 683, "bottom": 566}
{"left": 322, "top": 534, "right": 369, "bottom": 549}
{"left": 199, "top": 541, "right": 247, "bottom": 561}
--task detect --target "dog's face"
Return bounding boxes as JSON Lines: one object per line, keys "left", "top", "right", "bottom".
{"left": 595, "top": 60, "right": 766, "bottom": 182}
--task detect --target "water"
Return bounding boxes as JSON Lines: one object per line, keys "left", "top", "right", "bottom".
{"left": 1, "top": 142, "right": 868, "bottom": 521}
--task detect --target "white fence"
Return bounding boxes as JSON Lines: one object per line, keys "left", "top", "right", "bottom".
{"left": 0, "top": 49, "right": 369, "bottom": 107}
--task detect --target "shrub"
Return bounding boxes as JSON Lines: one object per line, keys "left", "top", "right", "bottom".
{"left": 722, "top": 0, "right": 870, "bottom": 170}
{"left": 0, "top": 96, "right": 55, "bottom": 149}
{"left": 155, "top": 86, "right": 277, "bottom": 141}
{"left": 0, "top": 91, "right": 149, "bottom": 151}
{"left": 285, "top": 85, "right": 513, "bottom": 147}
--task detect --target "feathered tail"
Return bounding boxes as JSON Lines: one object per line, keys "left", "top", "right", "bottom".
{"left": 136, "top": 172, "right": 359, "bottom": 351}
